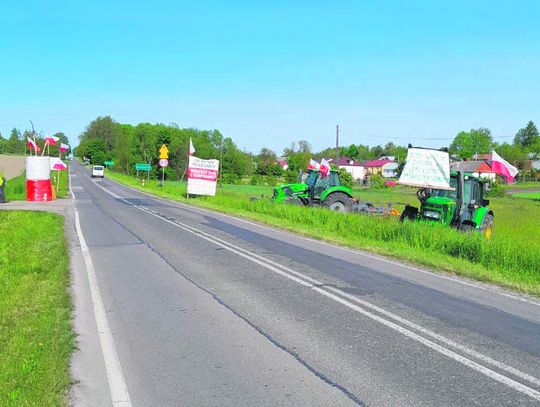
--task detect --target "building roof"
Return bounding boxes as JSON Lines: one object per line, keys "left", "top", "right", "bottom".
{"left": 336, "top": 157, "right": 364, "bottom": 167}
{"left": 450, "top": 160, "right": 488, "bottom": 173}
{"left": 364, "top": 159, "right": 393, "bottom": 168}
{"left": 382, "top": 162, "right": 399, "bottom": 170}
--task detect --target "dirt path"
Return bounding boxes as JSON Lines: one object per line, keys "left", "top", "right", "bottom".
{"left": 0, "top": 154, "right": 26, "bottom": 179}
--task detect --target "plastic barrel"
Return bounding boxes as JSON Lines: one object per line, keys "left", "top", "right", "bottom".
{"left": 26, "top": 157, "right": 52, "bottom": 201}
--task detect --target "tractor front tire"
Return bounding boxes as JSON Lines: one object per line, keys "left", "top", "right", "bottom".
{"left": 479, "top": 214, "right": 494, "bottom": 240}
{"left": 399, "top": 205, "right": 418, "bottom": 223}
{"left": 323, "top": 192, "right": 353, "bottom": 212}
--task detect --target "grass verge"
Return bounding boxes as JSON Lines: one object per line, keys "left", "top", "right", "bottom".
{"left": 4, "top": 169, "right": 69, "bottom": 201}
{"left": 0, "top": 211, "right": 73, "bottom": 406}
{"left": 106, "top": 171, "right": 540, "bottom": 297}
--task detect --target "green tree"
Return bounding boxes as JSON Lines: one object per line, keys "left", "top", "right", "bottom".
{"left": 514, "top": 120, "right": 539, "bottom": 148}
{"left": 449, "top": 128, "right": 493, "bottom": 159}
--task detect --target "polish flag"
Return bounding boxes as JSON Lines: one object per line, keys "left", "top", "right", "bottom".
{"left": 308, "top": 159, "right": 320, "bottom": 170}
{"left": 45, "top": 135, "right": 59, "bottom": 145}
{"left": 27, "top": 137, "right": 39, "bottom": 152}
{"left": 59, "top": 143, "right": 69, "bottom": 153}
{"left": 53, "top": 161, "right": 68, "bottom": 170}
{"left": 491, "top": 150, "right": 519, "bottom": 183}
{"left": 319, "top": 158, "right": 331, "bottom": 177}
{"left": 189, "top": 138, "right": 196, "bottom": 156}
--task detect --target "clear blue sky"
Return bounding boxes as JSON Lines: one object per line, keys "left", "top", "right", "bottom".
{"left": 1, "top": 1, "right": 539, "bottom": 153}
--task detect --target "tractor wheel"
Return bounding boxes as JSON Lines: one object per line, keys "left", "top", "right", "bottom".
{"left": 399, "top": 205, "right": 418, "bottom": 223}
{"left": 479, "top": 214, "right": 494, "bottom": 240}
{"left": 323, "top": 192, "right": 353, "bottom": 212}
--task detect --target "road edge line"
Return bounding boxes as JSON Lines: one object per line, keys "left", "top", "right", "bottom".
{"left": 73, "top": 209, "right": 132, "bottom": 407}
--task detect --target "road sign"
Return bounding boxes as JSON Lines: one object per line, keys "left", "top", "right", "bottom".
{"left": 159, "top": 158, "right": 169, "bottom": 167}
{"left": 104, "top": 161, "right": 114, "bottom": 167}
{"left": 135, "top": 163, "right": 151, "bottom": 171}
{"left": 159, "top": 144, "right": 169, "bottom": 159}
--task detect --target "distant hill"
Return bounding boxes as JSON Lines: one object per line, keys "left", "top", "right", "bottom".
{"left": 0, "top": 154, "right": 26, "bottom": 179}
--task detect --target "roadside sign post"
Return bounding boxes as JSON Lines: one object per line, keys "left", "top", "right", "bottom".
{"left": 159, "top": 145, "right": 169, "bottom": 187}
{"left": 135, "top": 163, "right": 151, "bottom": 181}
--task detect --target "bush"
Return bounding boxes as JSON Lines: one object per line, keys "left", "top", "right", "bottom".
{"left": 283, "top": 169, "right": 298, "bottom": 183}
{"left": 221, "top": 173, "right": 240, "bottom": 184}
{"left": 486, "top": 181, "right": 507, "bottom": 198}
{"left": 369, "top": 174, "right": 387, "bottom": 189}
{"left": 337, "top": 168, "right": 353, "bottom": 189}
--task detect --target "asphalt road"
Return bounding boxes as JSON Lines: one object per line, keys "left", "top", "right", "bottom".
{"left": 69, "top": 161, "right": 540, "bottom": 407}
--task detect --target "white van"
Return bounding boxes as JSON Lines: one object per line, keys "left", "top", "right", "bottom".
{"left": 91, "top": 165, "right": 105, "bottom": 178}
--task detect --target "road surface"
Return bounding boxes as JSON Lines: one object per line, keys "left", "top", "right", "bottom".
{"left": 69, "top": 161, "right": 540, "bottom": 406}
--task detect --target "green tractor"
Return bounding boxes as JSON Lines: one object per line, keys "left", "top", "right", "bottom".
{"left": 273, "top": 169, "right": 354, "bottom": 212}
{"left": 400, "top": 170, "right": 494, "bottom": 239}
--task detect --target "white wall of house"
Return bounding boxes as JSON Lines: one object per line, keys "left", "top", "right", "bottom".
{"left": 381, "top": 162, "right": 399, "bottom": 178}
{"left": 341, "top": 165, "right": 366, "bottom": 180}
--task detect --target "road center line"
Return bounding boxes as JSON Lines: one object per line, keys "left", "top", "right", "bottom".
{"left": 89, "top": 178, "right": 540, "bottom": 400}
{"left": 73, "top": 209, "right": 132, "bottom": 407}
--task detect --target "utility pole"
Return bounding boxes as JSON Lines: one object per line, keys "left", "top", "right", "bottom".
{"left": 335, "top": 124, "right": 340, "bottom": 167}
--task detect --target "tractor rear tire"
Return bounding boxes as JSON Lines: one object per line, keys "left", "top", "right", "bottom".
{"left": 323, "top": 192, "right": 353, "bottom": 212}
{"left": 479, "top": 214, "right": 494, "bottom": 240}
{"left": 399, "top": 205, "right": 418, "bottom": 222}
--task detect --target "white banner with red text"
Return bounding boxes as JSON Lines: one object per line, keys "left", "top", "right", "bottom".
{"left": 187, "top": 156, "right": 220, "bottom": 196}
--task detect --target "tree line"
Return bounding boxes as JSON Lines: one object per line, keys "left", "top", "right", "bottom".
{"left": 0, "top": 128, "right": 69, "bottom": 156}
{"left": 30, "top": 115, "right": 540, "bottom": 184}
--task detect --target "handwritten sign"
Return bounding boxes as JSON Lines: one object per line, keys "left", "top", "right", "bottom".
{"left": 399, "top": 148, "right": 453, "bottom": 190}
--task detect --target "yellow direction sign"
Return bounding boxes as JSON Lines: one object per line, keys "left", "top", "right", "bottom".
{"left": 159, "top": 144, "right": 169, "bottom": 159}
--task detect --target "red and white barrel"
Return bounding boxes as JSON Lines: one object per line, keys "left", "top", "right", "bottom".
{"left": 26, "top": 157, "right": 52, "bottom": 201}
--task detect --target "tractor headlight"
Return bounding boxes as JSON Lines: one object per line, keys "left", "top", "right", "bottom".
{"left": 423, "top": 210, "right": 441, "bottom": 219}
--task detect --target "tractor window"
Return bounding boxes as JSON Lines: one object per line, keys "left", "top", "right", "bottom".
{"left": 463, "top": 179, "right": 481, "bottom": 205}
{"left": 430, "top": 176, "right": 458, "bottom": 199}
{"left": 306, "top": 171, "right": 318, "bottom": 187}
{"left": 329, "top": 172, "right": 340, "bottom": 187}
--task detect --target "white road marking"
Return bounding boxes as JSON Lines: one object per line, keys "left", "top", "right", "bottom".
{"left": 73, "top": 209, "right": 132, "bottom": 407}
{"left": 102, "top": 174, "right": 540, "bottom": 308}
{"left": 91, "top": 178, "right": 540, "bottom": 401}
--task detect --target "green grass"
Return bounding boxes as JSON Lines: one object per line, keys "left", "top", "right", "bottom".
{"left": 0, "top": 211, "right": 73, "bottom": 406}
{"left": 512, "top": 192, "right": 540, "bottom": 201}
{"left": 503, "top": 181, "right": 540, "bottom": 190}
{"left": 4, "top": 168, "right": 69, "bottom": 201}
{"left": 106, "top": 171, "right": 540, "bottom": 296}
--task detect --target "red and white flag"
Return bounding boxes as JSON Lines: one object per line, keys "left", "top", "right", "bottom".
{"left": 319, "top": 158, "right": 331, "bottom": 177}
{"left": 59, "top": 143, "right": 69, "bottom": 153}
{"left": 53, "top": 161, "right": 68, "bottom": 170}
{"left": 45, "top": 135, "right": 59, "bottom": 145}
{"left": 27, "top": 137, "right": 39, "bottom": 152}
{"left": 308, "top": 159, "right": 320, "bottom": 170}
{"left": 491, "top": 150, "right": 519, "bottom": 183}
{"left": 189, "top": 138, "right": 196, "bottom": 156}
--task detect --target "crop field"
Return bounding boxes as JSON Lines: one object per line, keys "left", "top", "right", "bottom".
{"left": 106, "top": 171, "right": 540, "bottom": 296}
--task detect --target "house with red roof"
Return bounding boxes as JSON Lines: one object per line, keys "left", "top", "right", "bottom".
{"left": 335, "top": 157, "right": 366, "bottom": 180}
{"left": 364, "top": 158, "right": 398, "bottom": 177}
